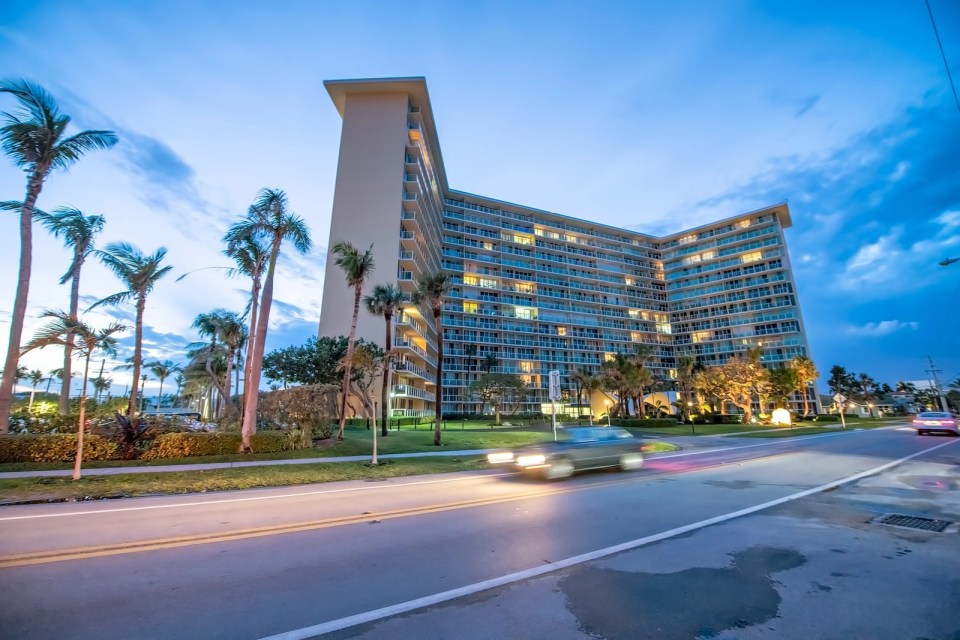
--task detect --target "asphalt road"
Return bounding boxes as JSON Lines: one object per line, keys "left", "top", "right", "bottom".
{"left": 0, "top": 425, "right": 957, "bottom": 639}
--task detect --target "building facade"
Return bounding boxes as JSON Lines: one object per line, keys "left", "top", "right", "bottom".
{"left": 319, "top": 77, "right": 814, "bottom": 418}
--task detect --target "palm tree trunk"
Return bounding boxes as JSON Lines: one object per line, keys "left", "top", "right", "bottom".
{"left": 241, "top": 242, "right": 280, "bottom": 451}
{"left": 241, "top": 278, "right": 260, "bottom": 418}
{"left": 434, "top": 309, "right": 443, "bottom": 446}
{"left": 59, "top": 256, "right": 82, "bottom": 416}
{"left": 156, "top": 377, "right": 165, "bottom": 415}
{"left": 74, "top": 353, "right": 91, "bottom": 481}
{"left": 801, "top": 385, "right": 810, "bottom": 416}
{"left": 127, "top": 296, "right": 146, "bottom": 416}
{"left": 0, "top": 170, "right": 44, "bottom": 434}
{"left": 380, "top": 311, "right": 392, "bottom": 437}
{"left": 222, "top": 347, "right": 235, "bottom": 417}
{"left": 337, "top": 284, "right": 363, "bottom": 440}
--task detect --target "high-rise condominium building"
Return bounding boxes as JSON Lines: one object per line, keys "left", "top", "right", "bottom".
{"left": 319, "top": 77, "right": 813, "bottom": 418}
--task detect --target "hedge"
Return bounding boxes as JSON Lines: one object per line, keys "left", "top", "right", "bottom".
{"left": 0, "top": 434, "right": 119, "bottom": 463}
{"left": 611, "top": 418, "right": 681, "bottom": 429}
{"left": 140, "top": 431, "right": 292, "bottom": 459}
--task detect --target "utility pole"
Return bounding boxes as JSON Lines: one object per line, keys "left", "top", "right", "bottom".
{"left": 925, "top": 356, "right": 949, "bottom": 412}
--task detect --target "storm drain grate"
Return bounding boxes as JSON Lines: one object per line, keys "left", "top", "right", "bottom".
{"left": 876, "top": 514, "right": 952, "bottom": 532}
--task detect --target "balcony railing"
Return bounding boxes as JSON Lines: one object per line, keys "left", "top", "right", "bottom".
{"left": 392, "top": 384, "right": 436, "bottom": 402}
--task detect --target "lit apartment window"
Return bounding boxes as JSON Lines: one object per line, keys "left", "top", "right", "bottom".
{"left": 520, "top": 375, "right": 533, "bottom": 385}
{"left": 520, "top": 361, "right": 534, "bottom": 373}
{"left": 630, "top": 332, "right": 642, "bottom": 342}
{"left": 692, "top": 331, "right": 710, "bottom": 343}
{"left": 482, "top": 242, "right": 495, "bottom": 251}
{"left": 479, "top": 278, "right": 498, "bottom": 289}
{"left": 463, "top": 275, "right": 478, "bottom": 286}
{"left": 625, "top": 277, "right": 635, "bottom": 286}
{"left": 516, "top": 282, "right": 534, "bottom": 293}
{"left": 534, "top": 228, "right": 545, "bottom": 236}
{"left": 741, "top": 251, "right": 762, "bottom": 264}
{"left": 628, "top": 309, "right": 641, "bottom": 319}
{"left": 514, "top": 235, "right": 533, "bottom": 245}
{"left": 557, "top": 326, "right": 567, "bottom": 336}
{"left": 604, "top": 352, "right": 616, "bottom": 362}
{"left": 515, "top": 306, "right": 537, "bottom": 319}
{"left": 464, "top": 302, "right": 478, "bottom": 314}
{"left": 737, "top": 219, "right": 752, "bottom": 229}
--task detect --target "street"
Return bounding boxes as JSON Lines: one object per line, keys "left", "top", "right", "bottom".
{"left": 1, "top": 425, "right": 958, "bottom": 639}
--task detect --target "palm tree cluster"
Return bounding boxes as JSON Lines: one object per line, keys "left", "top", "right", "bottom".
{"left": 0, "top": 79, "right": 117, "bottom": 431}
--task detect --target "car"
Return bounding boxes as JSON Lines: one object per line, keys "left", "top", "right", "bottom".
{"left": 913, "top": 412, "right": 959, "bottom": 436}
{"left": 486, "top": 426, "right": 645, "bottom": 480}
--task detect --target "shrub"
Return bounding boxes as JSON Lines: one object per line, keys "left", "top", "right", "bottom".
{"left": 140, "top": 431, "right": 292, "bottom": 459}
{"left": 611, "top": 418, "right": 681, "bottom": 429}
{"left": 259, "top": 384, "right": 339, "bottom": 439}
{"left": 0, "top": 434, "right": 119, "bottom": 463}
{"left": 813, "top": 414, "right": 844, "bottom": 422}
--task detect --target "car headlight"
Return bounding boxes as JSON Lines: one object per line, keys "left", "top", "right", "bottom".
{"left": 487, "top": 452, "right": 514, "bottom": 464}
{"left": 516, "top": 454, "right": 547, "bottom": 467}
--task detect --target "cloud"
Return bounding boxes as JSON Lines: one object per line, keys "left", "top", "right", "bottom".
{"left": 846, "top": 320, "right": 919, "bottom": 337}
{"left": 116, "top": 128, "right": 205, "bottom": 210}
{"left": 794, "top": 95, "right": 820, "bottom": 118}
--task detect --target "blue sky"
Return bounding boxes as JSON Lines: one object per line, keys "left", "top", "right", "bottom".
{"left": 1, "top": 0, "right": 958, "bottom": 396}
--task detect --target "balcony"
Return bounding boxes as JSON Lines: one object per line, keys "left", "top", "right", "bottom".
{"left": 392, "top": 384, "right": 436, "bottom": 402}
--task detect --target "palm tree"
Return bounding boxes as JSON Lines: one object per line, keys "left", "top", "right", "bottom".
{"left": 629, "top": 345, "right": 654, "bottom": 417}
{"left": 481, "top": 354, "right": 498, "bottom": 374}
{"left": 224, "top": 233, "right": 267, "bottom": 411}
{"left": 146, "top": 360, "right": 181, "bottom": 414}
{"left": 26, "top": 369, "right": 44, "bottom": 411}
{"left": 675, "top": 355, "right": 697, "bottom": 422}
{"left": 227, "top": 189, "right": 311, "bottom": 451}
{"left": 92, "top": 243, "right": 173, "bottom": 416}
{"left": 91, "top": 375, "right": 112, "bottom": 404}
{"left": 192, "top": 310, "right": 245, "bottom": 417}
{"left": 34, "top": 206, "right": 106, "bottom": 415}
{"left": 412, "top": 271, "right": 451, "bottom": 446}
{"left": 139, "top": 373, "right": 148, "bottom": 413}
{"left": 21, "top": 310, "right": 125, "bottom": 479}
{"left": 364, "top": 284, "right": 405, "bottom": 437}
{"left": 174, "top": 373, "right": 186, "bottom": 406}
{"left": 331, "top": 241, "right": 375, "bottom": 440}
{"left": 0, "top": 79, "right": 117, "bottom": 432}
{"left": 790, "top": 355, "right": 819, "bottom": 416}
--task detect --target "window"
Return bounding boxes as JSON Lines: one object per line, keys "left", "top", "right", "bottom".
{"left": 557, "top": 326, "right": 567, "bottom": 336}
{"left": 463, "top": 302, "right": 478, "bottom": 314}
{"left": 479, "top": 278, "right": 498, "bottom": 289}
{"left": 741, "top": 251, "right": 762, "bottom": 264}
{"left": 463, "top": 275, "right": 478, "bottom": 286}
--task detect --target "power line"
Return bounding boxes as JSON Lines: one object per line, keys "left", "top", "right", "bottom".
{"left": 926, "top": 0, "right": 960, "bottom": 114}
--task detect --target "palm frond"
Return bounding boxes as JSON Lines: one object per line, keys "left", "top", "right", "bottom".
{"left": 50, "top": 130, "right": 118, "bottom": 171}
{"left": 87, "top": 290, "right": 134, "bottom": 311}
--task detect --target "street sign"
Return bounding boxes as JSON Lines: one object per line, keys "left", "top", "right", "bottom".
{"left": 833, "top": 393, "right": 846, "bottom": 405}
{"left": 548, "top": 369, "right": 561, "bottom": 401}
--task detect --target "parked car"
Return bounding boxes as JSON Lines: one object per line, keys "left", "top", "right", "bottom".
{"left": 913, "top": 412, "right": 959, "bottom": 436}
{"left": 487, "top": 426, "right": 645, "bottom": 480}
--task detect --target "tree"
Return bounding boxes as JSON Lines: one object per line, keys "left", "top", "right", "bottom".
{"left": 628, "top": 345, "right": 655, "bottom": 418}
{"left": 0, "top": 79, "right": 117, "bottom": 432}
{"left": 338, "top": 342, "right": 386, "bottom": 425}
{"left": 827, "top": 365, "right": 854, "bottom": 396}
{"left": 600, "top": 353, "right": 631, "bottom": 417}
{"left": 26, "top": 369, "right": 43, "bottom": 411}
{"left": 92, "top": 243, "right": 172, "bottom": 416}
{"left": 331, "top": 241, "right": 375, "bottom": 441}
{"left": 570, "top": 369, "right": 592, "bottom": 420}
{"left": 192, "top": 310, "right": 245, "bottom": 417}
{"left": 412, "top": 271, "right": 451, "bottom": 446}
{"left": 174, "top": 373, "right": 186, "bottom": 405}
{"left": 858, "top": 373, "right": 877, "bottom": 417}
{"left": 263, "top": 336, "right": 352, "bottom": 387}
{"left": 480, "top": 354, "right": 498, "bottom": 374}
{"left": 21, "top": 311, "right": 125, "bottom": 479}
{"left": 34, "top": 206, "right": 106, "bottom": 416}
{"left": 694, "top": 355, "right": 770, "bottom": 422}
{"left": 675, "top": 355, "right": 697, "bottom": 423}
{"left": 364, "top": 283, "right": 405, "bottom": 437}
{"left": 227, "top": 189, "right": 312, "bottom": 452}
{"left": 768, "top": 366, "right": 801, "bottom": 409}
{"left": 91, "top": 375, "right": 112, "bottom": 404}
{"left": 896, "top": 380, "right": 918, "bottom": 394}
{"left": 146, "top": 360, "right": 181, "bottom": 414}
{"left": 790, "top": 356, "right": 819, "bottom": 416}
{"left": 469, "top": 373, "right": 527, "bottom": 425}
{"left": 224, "top": 232, "right": 267, "bottom": 412}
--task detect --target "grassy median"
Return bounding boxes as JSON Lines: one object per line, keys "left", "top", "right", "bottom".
{"left": 0, "top": 457, "right": 494, "bottom": 504}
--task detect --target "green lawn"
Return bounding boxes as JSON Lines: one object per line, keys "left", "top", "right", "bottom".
{"left": 729, "top": 422, "right": 900, "bottom": 438}
{"left": 0, "top": 457, "right": 492, "bottom": 505}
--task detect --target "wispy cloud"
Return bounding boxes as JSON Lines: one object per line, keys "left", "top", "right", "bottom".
{"left": 794, "top": 95, "right": 820, "bottom": 118}
{"left": 846, "top": 320, "right": 919, "bottom": 337}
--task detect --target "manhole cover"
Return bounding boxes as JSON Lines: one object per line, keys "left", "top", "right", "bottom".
{"left": 876, "top": 514, "right": 952, "bottom": 532}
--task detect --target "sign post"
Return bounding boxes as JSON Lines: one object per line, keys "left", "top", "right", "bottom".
{"left": 833, "top": 393, "right": 847, "bottom": 429}
{"left": 548, "top": 370, "right": 561, "bottom": 441}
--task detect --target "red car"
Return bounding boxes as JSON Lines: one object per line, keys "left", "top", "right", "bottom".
{"left": 913, "top": 412, "right": 959, "bottom": 436}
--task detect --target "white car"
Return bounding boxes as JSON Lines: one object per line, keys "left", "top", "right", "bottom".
{"left": 913, "top": 412, "right": 959, "bottom": 436}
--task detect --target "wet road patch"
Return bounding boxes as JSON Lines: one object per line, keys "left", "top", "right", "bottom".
{"left": 559, "top": 545, "right": 805, "bottom": 639}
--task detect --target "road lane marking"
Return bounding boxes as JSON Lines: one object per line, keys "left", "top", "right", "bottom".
{"left": 0, "top": 425, "right": 898, "bottom": 521}
{"left": 258, "top": 438, "right": 959, "bottom": 640}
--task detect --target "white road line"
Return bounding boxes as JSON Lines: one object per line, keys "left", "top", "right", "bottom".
{"left": 259, "top": 438, "right": 958, "bottom": 640}
{"left": 0, "top": 424, "right": 897, "bottom": 521}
